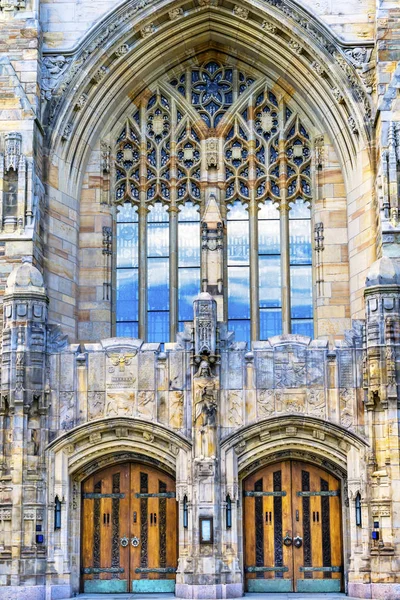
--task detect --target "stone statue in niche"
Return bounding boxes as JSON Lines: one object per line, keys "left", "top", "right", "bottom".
{"left": 195, "top": 383, "right": 217, "bottom": 427}
{"left": 193, "top": 365, "right": 218, "bottom": 457}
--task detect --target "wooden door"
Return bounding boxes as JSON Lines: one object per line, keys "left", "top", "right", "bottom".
{"left": 81, "top": 463, "right": 177, "bottom": 593}
{"left": 244, "top": 460, "right": 342, "bottom": 593}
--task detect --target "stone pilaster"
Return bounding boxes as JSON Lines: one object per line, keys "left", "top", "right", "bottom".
{"left": 176, "top": 293, "right": 242, "bottom": 598}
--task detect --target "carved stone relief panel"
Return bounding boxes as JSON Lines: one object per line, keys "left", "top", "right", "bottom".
{"left": 169, "top": 391, "right": 184, "bottom": 429}
{"left": 87, "top": 392, "right": 105, "bottom": 420}
{"left": 104, "top": 392, "right": 135, "bottom": 417}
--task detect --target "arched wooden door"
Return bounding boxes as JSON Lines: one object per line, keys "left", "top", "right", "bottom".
{"left": 244, "top": 460, "right": 342, "bottom": 593}
{"left": 81, "top": 463, "right": 177, "bottom": 593}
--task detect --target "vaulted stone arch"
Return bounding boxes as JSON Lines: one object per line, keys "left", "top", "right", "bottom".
{"left": 42, "top": 0, "right": 375, "bottom": 339}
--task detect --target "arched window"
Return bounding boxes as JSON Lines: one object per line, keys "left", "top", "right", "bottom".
{"left": 114, "top": 59, "right": 314, "bottom": 343}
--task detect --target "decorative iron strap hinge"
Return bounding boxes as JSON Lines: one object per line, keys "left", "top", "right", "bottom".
{"left": 82, "top": 567, "right": 125, "bottom": 574}
{"left": 297, "top": 491, "right": 340, "bottom": 497}
{"left": 134, "top": 492, "right": 176, "bottom": 498}
{"left": 245, "top": 566, "right": 289, "bottom": 572}
{"left": 300, "top": 566, "right": 342, "bottom": 572}
{"left": 243, "top": 491, "right": 287, "bottom": 497}
{"left": 135, "top": 567, "right": 177, "bottom": 573}
{"left": 82, "top": 493, "right": 126, "bottom": 499}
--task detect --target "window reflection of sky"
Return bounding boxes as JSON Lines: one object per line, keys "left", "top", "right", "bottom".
{"left": 178, "top": 203, "right": 201, "bottom": 328}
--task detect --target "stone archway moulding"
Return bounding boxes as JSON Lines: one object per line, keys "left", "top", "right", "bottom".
{"left": 220, "top": 414, "right": 368, "bottom": 500}
{"left": 41, "top": 0, "right": 374, "bottom": 191}
{"left": 47, "top": 416, "right": 192, "bottom": 476}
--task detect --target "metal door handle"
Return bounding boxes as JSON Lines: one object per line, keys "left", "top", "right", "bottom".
{"left": 283, "top": 533, "right": 293, "bottom": 546}
{"left": 294, "top": 535, "right": 303, "bottom": 548}
{"left": 120, "top": 536, "right": 129, "bottom": 547}
{"left": 131, "top": 536, "right": 140, "bottom": 547}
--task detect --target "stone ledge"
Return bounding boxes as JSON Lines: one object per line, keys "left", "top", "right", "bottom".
{"left": 348, "top": 582, "right": 400, "bottom": 599}
{"left": 175, "top": 583, "right": 243, "bottom": 598}
{"left": 0, "top": 586, "right": 45, "bottom": 600}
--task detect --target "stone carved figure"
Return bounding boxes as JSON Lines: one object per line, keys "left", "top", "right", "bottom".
{"left": 193, "top": 369, "right": 218, "bottom": 457}
{"left": 195, "top": 384, "right": 217, "bottom": 427}
{"left": 257, "top": 389, "right": 275, "bottom": 418}
{"left": 104, "top": 392, "right": 134, "bottom": 416}
{"left": 195, "top": 359, "right": 213, "bottom": 378}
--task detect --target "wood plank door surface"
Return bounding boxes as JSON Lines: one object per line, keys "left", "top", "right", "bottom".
{"left": 244, "top": 460, "right": 343, "bottom": 593}
{"left": 81, "top": 462, "right": 177, "bottom": 594}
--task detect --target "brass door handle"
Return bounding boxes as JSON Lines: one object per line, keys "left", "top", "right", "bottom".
{"left": 283, "top": 533, "right": 293, "bottom": 546}
{"left": 294, "top": 536, "right": 303, "bottom": 548}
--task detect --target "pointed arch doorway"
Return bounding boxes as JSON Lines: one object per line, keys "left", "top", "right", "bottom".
{"left": 243, "top": 460, "right": 343, "bottom": 593}
{"left": 81, "top": 462, "right": 177, "bottom": 593}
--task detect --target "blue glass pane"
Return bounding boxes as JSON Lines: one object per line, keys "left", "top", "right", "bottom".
{"left": 290, "top": 265, "right": 313, "bottom": 319}
{"left": 260, "top": 308, "right": 282, "bottom": 339}
{"left": 148, "top": 222, "right": 169, "bottom": 257}
{"left": 292, "top": 319, "right": 313, "bottom": 338}
{"left": 148, "top": 257, "right": 169, "bottom": 311}
{"left": 117, "top": 223, "right": 139, "bottom": 268}
{"left": 116, "top": 322, "right": 138, "bottom": 337}
{"left": 259, "top": 256, "right": 281, "bottom": 308}
{"left": 227, "top": 220, "right": 249, "bottom": 265}
{"left": 148, "top": 311, "right": 169, "bottom": 343}
{"left": 259, "top": 201, "right": 279, "bottom": 220}
{"left": 179, "top": 202, "right": 200, "bottom": 222}
{"left": 178, "top": 222, "right": 200, "bottom": 267}
{"left": 259, "top": 220, "right": 280, "bottom": 255}
{"left": 228, "top": 320, "right": 250, "bottom": 343}
{"left": 148, "top": 202, "right": 169, "bottom": 222}
{"left": 116, "top": 269, "right": 138, "bottom": 321}
{"left": 117, "top": 203, "right": 138, "bottom": 223}
{"left": 178, "top": 268, "right": 200, "bottom": 321}
{"left": 227, "top": 201, "right": 248, "bottom": 220}
{"left": 228, "top": 266, "right": 250, "bottom": 319}
{"left": 289, "top": 219, "right": 311, "bottom": 265}
{"left": 289, "top": 198, "right": 310, "bottom": 219}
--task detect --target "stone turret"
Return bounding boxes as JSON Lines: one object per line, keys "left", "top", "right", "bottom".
{"left": 0, "top": 257, "right": 49, "bottom": 593}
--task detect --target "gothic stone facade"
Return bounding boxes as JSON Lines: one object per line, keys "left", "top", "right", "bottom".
{"left": 1, "top": 0, "right": 400, "bottom": 598}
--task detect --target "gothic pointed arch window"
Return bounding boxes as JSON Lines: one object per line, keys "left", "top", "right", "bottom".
{"left": 114, "top": 58, "right": 314, "bottom": 343}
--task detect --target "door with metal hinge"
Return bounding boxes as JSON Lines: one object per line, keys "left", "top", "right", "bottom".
{"left": 243, "top": 460, "right": 343, "bottom": 593}
{"left": 81, "top": 463, "right": 177, "bottom": 594}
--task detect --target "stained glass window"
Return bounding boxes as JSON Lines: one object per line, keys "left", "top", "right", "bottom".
{"left": 115, "top": 60, "right": 314, "bottom": 343}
